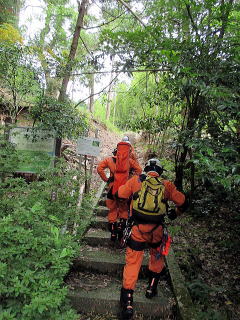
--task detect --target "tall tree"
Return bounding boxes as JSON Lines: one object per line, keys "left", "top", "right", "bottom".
{"left": 0, "top": 0, "right": 23, "bottom": 26}
{"left": 99, "top": 0, "right": 240, "bottom": 192}
{"left": 55, "top": 0, "right": 89, "bottom": 156}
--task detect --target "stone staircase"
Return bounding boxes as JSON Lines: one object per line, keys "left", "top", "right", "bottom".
{"left": 67, "top": 186, "right": 179, "bottom": 319}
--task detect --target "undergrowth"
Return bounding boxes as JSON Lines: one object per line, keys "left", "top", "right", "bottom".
{"left": 0, "top": 159, "right": 94, "bottom": 319}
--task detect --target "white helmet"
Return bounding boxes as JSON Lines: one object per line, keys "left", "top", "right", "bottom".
{"left": 144, "top": 158, "right": 165, "bottom": 175}
{"left": 122, "top": 136, "right": 130, "bottom": 142}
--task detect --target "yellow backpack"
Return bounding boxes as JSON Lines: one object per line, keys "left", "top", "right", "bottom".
{"left": 132, "top": 176, "right": 166, "bottom": 223}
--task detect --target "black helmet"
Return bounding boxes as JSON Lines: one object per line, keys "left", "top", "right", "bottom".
{"left": 144, "top": 158, "right": 164, "bottom": 175}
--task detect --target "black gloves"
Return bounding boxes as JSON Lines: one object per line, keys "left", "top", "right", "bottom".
{"left": 167, "top": 209, "right": 178, "bottom": 220}
{"left": 177, "top": 195, "right": 190, "bottom": 213}
{"left": 107, "top": 176, "right": 114, "bottom": 184}
{"left": 139, "top": 174, "right": 147, "bottom": 182}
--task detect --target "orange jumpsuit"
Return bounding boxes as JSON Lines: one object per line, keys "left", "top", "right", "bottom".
{"left": 97, "top": 156, "right": 142, "bottom": 223}
{"left": 129, "top": 145, "right": 138, "bottom": 163}
{"left": 118, "top": 172, "right": 185, "bottom": 290}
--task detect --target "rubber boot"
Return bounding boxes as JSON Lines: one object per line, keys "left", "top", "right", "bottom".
{"left": 145, "top": 271, "right": 161, "bottom": 299}
{"left": 117, "top": 218, "right": 127, "bottom": 242}
{"left": 120, "top": 287, "right": 134, "bottom": 319}
{"left": 108, "top": 222, "right": 118, "bottom": 242}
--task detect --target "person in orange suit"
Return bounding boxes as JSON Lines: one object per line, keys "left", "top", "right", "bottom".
{"left": 122, "top": 136, "right": 138, "bottom": 164}
{"left": 116, "top": 158, "right": 188, "bottom": 319}
{"left": 97, "top": 149, "right": 142, "bottom": 242}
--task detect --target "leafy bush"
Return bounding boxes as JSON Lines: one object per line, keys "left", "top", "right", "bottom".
{"left": 30, "top": 95, "right": 89, "bottom": 139}
{"left": 0, "top": 159, "right": 94, "bottom": 319}
{"left": 187, "top": 137, "right": 240, "bottom": 196}
{"left": 0, "top": 203, "right": 78, "bottom": 320}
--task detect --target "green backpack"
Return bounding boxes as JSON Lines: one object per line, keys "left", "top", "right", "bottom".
{"left": 132, "top": 176, "right": 167, "bottom": 223}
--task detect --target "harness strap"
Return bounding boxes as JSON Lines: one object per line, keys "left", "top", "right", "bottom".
{"left": 127, "top": 222, "right": 165, "bottom": 251}
{"left": 127, "top": 238, "right": 146, "bottom": 251}
{"left": 149, "top": 240, "right": 162, "bottom": 248}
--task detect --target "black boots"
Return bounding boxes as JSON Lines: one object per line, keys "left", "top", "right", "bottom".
{"left": 108, "top": 222, "right": 118, "bottom": 241}
{"left": 120, "top": 287, "right": 134, "bottom": 319}
{"left": 145, "top": 270, "right": 161, "bottom": 299}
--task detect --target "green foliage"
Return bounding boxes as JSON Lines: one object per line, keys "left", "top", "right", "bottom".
{"left": 195, "top": 309, "right": 227, "bottom": 320}
{"left": 93, "top": 99, "right": 106, "bottom": 123}
{"left": 187, "top": 279, "right": 219, "bottom": 303}
{"left": 0, "top": 139, "right": 94, "bottom": 318}
{"left": 0, "top": 203, "right": 78, "bottom": 319}
{"left": 93, "top": 99, "right": 123, "bottom": 134}
{"left": 187, "top": 137, "right": 239, "bottom": 192}
{"left": 0, "top": 23, "right": 23, "bottom": 43}
{"left": 0, "top": 42, "right": 41, "bottom": 122}
{"left": 0, "top": 0, "right": 20, "bottom": 25}
{"left": 0, "top": 127, "right": 19, "bottom": 176}
{"left": 112, "top": 73, "right": 179, "bottom": 134}
{"left": 100, "top": 0, "right": 240, "bottom": 195}
{"left": 168, "top": 225, "right": 181, "bottom": 236}
{"left": 187, "top": 279, "right": 227, "bottom": 319}
{"left": 30, "top": 95, "right": 89, "bottom": 139}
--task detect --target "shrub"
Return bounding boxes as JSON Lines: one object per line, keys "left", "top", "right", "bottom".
{"left": 0, "top": 161, "right": 93, "bottom": 319}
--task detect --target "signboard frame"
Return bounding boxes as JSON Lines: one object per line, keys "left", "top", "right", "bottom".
{"left": 76, "top": 136, "right": 100, "bottom": 157}
{"left": 8, "top": 126, "right": 56, "bottom": 174}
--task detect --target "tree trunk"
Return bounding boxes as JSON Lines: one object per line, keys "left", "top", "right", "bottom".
{"left": 113, "top": 91, "right": 116, "bottom": 125}
{"left": 174, "top": 145, "right": 188, "bottom": 191}
{"left": 106, "top": 58, "right": 115, "bottom": 120}
{"left": 55, "top": 0, "right": 89, "bottom": 157}
{"left": 174, "top": 93, "right": 200, "bottom": 190}
{"left": 13, "top": 0, "right": 21, "bottom": 26}
{"left": 106, "top": 88, "right": 112, "bottom": 120}
{"left": 88, "top": 73, "right": 95, "bottom": 113}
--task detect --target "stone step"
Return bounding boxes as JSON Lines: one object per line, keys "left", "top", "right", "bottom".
{"left": 84, "top": 228, "right": 110, "bottom": 247}
{"left": 67, "top": 273, "right": 174, "bottom": 319}
{"left": 71, "top": 245, "right": 149, "bottom": 277}
{"left": 94, "top": 205, "right": 108, "bottom": 217}
{"left": 91, "top": 216, "right": 108, "bottom": 230}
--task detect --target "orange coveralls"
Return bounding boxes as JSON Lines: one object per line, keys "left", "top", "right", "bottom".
{"left": 129, "top": 145, "right": 138, "bottom": 163}
{"left": 118, "top": 172, "right": 185, "bottom": 290}
{"left": 97, "top": 156, "right": 142, "bottom": 223}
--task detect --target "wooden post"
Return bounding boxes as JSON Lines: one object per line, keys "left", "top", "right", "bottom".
{"left": 86, "top": 129, "right": 99, "bottom": 191}
{"left": 84, "top": 155, "right": 88, "bottom": 193}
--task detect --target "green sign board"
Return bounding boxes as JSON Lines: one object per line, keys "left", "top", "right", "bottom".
{"left": 9, "top": 127, "right": 56, "bottom": 173}
{"left": 77, "top": 137, "right": 100, "bottom": 157}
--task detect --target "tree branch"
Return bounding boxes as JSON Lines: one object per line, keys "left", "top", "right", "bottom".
{"left": 116, "top": 0, "right": 146, "bottom": 27}
{"left": 83, "top": 12, "right": 125, "bottom": 29}
{"left": 185, "top": 3, "right": 200, "bottom": 39}
{"left": 219, "top": 0, "right": 234, "bottom": 39}
{"left": 58, "top": 0, "right": 89, "bottom": 102}
{"left": 70, "top": 67, "right": 170, "bottom": 76}
{"left": 79, "top": 35, "right": 94, "bottom": 58}
{"left": 74, "top": 73, "right": 119, "bottom": 107}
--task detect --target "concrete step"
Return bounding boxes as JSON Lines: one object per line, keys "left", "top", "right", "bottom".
{"left": 84, "top": 228, "right": 110, "bottom": 247}
{"left": 91, "top": 216, "right": 108, "bottom": 230}
{"left": 71, "top": 245, "right": 149, "bottom": 277}
{"left": 67, "top": 272, "right": 174, "bottom": 319}
{"left": 94, "top": 205, "right": 109, "bottom": 217}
